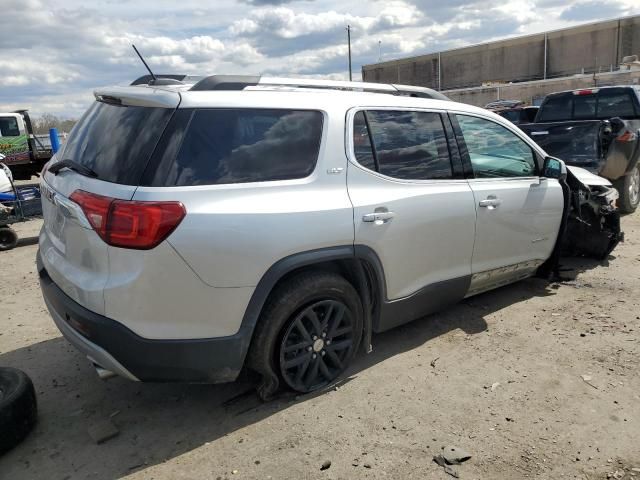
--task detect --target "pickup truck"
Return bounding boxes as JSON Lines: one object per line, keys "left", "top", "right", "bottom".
{"left": 0, "top": 110, "right": 53, "bottom": 180}
{"left": 520, "top": 86, "right": 640, "bottom": 213}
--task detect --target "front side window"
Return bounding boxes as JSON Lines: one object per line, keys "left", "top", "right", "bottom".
{"left": 162, "top": 109, "right": 323, "bottom": 186}
{"left": 351, "top": 110, "right": 453, "bottom": 180}
{"left": 455, "top": 115, "right": 537, "bottom": 178}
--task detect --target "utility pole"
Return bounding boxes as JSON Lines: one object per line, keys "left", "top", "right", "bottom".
{"left": 378, "top": 40, "right": 382, "bottom": 62}
{"left": 347, "top": 25, "right": 352, "bottom": 81}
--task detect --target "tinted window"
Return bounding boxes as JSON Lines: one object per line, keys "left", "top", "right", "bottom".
{"left": 353, "top": 111, "right": 376, "bottom": 171}
{"left": 537, "top": 95, "right": 572, "bottom": 122}
{"left": 499, "top": 110, "right": 521, "bottom": 123}
{"left": 356, "top": 110, "right": 452, "bottom": 180}
{"left": 597, "top": 89, "right": 636, "bottom": 118}
{"left": 62, "top": 102, "right": 173, "bottom": 184}
{"left": 538, "top": 89, "right": 639, "bottom": 122}
{"left": 456, "top": 115, "right": 537, "bottom": 178}
{"left": 0, "top": 117, "right": 20, "bottom": 136}
{"left": 162, "top": 109, "right": 322, "bottom": 186}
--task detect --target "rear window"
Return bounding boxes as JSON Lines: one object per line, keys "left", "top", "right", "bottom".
{"left": 537, "top": 88, "right": 639, "bottom": 122}
{"left": 147, "top": 109, "right": 323, "bottom": 187}
{"left": 61, "top": 101, "right": 173, "bottom": 184}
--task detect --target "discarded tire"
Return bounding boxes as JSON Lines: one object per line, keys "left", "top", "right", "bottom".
{"left": 0, "top": 367, "right": 37, "bottom": 454}
{"left": 0, "top": 227, "right": 18, "bottom": 251}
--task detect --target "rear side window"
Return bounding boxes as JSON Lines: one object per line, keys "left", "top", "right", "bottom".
{"left": 352, "top": 110, "right": 453, "bottom": 180}
{"left": 156, "top": 109, "right": 323, "bottom": 186}
{"left": 61, "top": 102, "right": 174, "bottom": 185}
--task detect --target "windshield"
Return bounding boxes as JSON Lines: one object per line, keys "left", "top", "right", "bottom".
{"left": 60, "top": 101, "right": 174, "bottom": 184}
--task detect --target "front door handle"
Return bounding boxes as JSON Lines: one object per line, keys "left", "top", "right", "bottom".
{"left": 479, "top": 196, "right": 502, "bottom": 209}
{"left": 363, "top": 211, "right": 395, "bottom": 224}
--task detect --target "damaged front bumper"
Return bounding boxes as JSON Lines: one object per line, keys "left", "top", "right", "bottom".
{"left": 562, "top": 167, "right": 624, "bottom": 259}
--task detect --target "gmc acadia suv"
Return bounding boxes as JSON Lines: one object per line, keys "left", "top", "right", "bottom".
{"left": 38, "top": 75, "right": 595, "bottom": 398}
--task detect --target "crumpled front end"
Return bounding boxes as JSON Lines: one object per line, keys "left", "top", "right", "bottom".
{"left": 562, "top": 167, "right": 623, "bottom": 259}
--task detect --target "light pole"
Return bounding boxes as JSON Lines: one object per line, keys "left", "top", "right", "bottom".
{"left": 378, "top": 40, "right": 382, "bottom": 62}
{"left": 347, "top": 25, "right": 352, "bottom": 81}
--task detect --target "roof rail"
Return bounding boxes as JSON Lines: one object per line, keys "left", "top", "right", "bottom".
{"left": 130, "top": 74, "right": 203, "bottom": 86}
{"left": 188, "top": 75, "right": 450, "bottom": 100}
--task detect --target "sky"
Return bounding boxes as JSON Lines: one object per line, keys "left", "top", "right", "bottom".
{"left": 1, "top": 0, "right": 639, "bottom": 118}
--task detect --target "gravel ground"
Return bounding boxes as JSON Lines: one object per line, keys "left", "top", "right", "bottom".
{"left": 0, "top": 214, "right": 639, "bottom": 480}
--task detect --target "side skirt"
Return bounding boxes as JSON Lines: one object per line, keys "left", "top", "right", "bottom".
{"left": 375, "top": 276, "right": 471, "bottom": 332}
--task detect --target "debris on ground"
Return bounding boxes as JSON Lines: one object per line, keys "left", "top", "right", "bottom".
{"left": 581, "top": 374, "right": 599, "bottom": 390}
{"left": 87, "top": 419, "right": 119, "bottom": 444}
{"left": 320, "top": 460, "right": 331, "bottom": 471}
{"left": 441, "top": 445, "right": 472, "bottom": 465}
{"left": 491, "top": 382, "right": 501, "bottom": 392}
{"left": 430, "top": 357, "right": 440, "bottom": 368}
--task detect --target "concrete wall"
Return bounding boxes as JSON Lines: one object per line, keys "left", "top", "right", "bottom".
{"left": 362, "top": 15, "right": 640, "bottom": 90}
{"left": 444, "top": 69, "right": 640, "bottom": 107}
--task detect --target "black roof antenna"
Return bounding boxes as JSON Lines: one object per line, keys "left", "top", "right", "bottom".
{"left": 131, "top": 44, "right": 184, "bottom": 86}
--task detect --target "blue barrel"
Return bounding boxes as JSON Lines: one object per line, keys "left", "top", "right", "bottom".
{"left": 49, "top": 128, "right": 61, "bottom": 154}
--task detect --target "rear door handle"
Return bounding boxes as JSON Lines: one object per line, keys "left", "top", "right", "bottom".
{"left": 363, "top": 211, "right": 395, "bottom": 224}
{"left": 479, "top": 197, "right": 502, "bottom": 209}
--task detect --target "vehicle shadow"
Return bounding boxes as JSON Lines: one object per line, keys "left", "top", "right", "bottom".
{"left": 0, "top": 274, "right": 565, "bottom": 479}
{"left": 16, "top": 235, "right": 39, "bottom": 248}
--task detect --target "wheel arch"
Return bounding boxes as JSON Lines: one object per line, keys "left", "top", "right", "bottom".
{"left": 239, "top": 245, "right": 387, "bottom": 365}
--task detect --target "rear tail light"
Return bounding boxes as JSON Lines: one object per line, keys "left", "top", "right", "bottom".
{"left": 69, "top": 190, "right": 185, "bottom": 249}
{"left": 616, "top": 130, "right": 637, "bottom": 142}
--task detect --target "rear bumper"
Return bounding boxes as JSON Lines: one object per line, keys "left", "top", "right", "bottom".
{"left": 37, "top": 252, "right": 249, "bottom": 383}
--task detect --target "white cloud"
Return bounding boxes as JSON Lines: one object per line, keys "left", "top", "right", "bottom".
{"left": 0, "top": 0, "right": 638, "bottom": 118}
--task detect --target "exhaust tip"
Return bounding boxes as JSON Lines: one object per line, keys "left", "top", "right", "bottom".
{"left": 93, "top": 363, "right": 116, "bottom": 380}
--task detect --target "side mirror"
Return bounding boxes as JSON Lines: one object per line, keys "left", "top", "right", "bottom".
{"left": 542, "top": 156, "right": 566, "bottom": 180}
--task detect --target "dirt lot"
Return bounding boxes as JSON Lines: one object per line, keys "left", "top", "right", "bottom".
{"left": 1, "top": 215, "right": 639, "bottom": 480}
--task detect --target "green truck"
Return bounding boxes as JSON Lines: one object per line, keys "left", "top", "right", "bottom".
{"left": 0, "top": 110, "right": 54, "bottom": 180}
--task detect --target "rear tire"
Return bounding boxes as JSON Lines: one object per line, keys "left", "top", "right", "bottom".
{"left": 248, "top": 271, "right": 362, "bottom": 398}
{"left": 0, "top": 227, "right": 18, "bottom": 251}
{"left": 614, "top": 164, "right": 640, "bottom": 214}
{"left": 0, "top": 367, "right": 38, "bottom": 453}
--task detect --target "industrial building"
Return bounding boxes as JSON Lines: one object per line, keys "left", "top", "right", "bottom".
{"left": 362, "top": 15, "right": 640, "bottom": 106}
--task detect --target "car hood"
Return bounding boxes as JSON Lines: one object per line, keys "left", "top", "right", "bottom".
{"left": 566, "top": 165, "right": 612, "bottom": 187}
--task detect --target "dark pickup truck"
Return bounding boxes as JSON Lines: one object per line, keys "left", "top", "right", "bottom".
{"left": 520, "top": 86, "right": 640, "bottom": 212}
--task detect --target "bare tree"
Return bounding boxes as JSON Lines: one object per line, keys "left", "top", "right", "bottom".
{"left": 33, "top": 114, "right": 77, "bottom": 134}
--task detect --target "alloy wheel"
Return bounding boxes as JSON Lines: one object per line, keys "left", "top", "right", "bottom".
{"left": 279, "top": 299, "right": 355, "bottom": 392}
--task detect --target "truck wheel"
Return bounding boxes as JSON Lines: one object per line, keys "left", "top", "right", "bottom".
{"left": 0, "top": 227, "right": 18, "bottom": 251}
{"left": 248, "top": 271, "right": 363, "bottom": 398}
{"left": 615, "top": 164, "right": 640, "bottom": 214}
{"left": 0, "top": 367, "right": 38, "bottom": 453}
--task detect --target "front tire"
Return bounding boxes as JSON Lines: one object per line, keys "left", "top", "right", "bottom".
{"left": 248, "top": 271, "right": 363, "bottom": 397}
{"left": 614, "top": 164, "right": 640, "bottom": 213}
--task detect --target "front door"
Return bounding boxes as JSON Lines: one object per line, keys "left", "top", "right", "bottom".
{"left": 347, "top": 108, "right": 477, "bottom": 330}
{"left": 452, "top": 113, "right": 564, "bottom": 296}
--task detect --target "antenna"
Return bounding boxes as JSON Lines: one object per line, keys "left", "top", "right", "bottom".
{"left": 132, "top": 44, "right": 157, "bottom": 83}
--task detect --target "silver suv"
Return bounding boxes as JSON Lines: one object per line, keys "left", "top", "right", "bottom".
{"left": 38, "top": 75, "right": 599, "bottom": 398}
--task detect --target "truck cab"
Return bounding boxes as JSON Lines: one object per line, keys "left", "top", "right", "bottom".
{"left": 0, "top": 110, "right": 54, "bottom": 180}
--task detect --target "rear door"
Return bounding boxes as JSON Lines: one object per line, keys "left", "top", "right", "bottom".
{"left": 451, "top": 113, "right": 564, "bottom": 296}
{"left": 347, "top": 108, "right": 477, "bottom": 329}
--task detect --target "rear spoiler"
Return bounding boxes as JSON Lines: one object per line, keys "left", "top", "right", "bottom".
{"left": 93, "top": 86, "right": 181, "bottom": 109}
